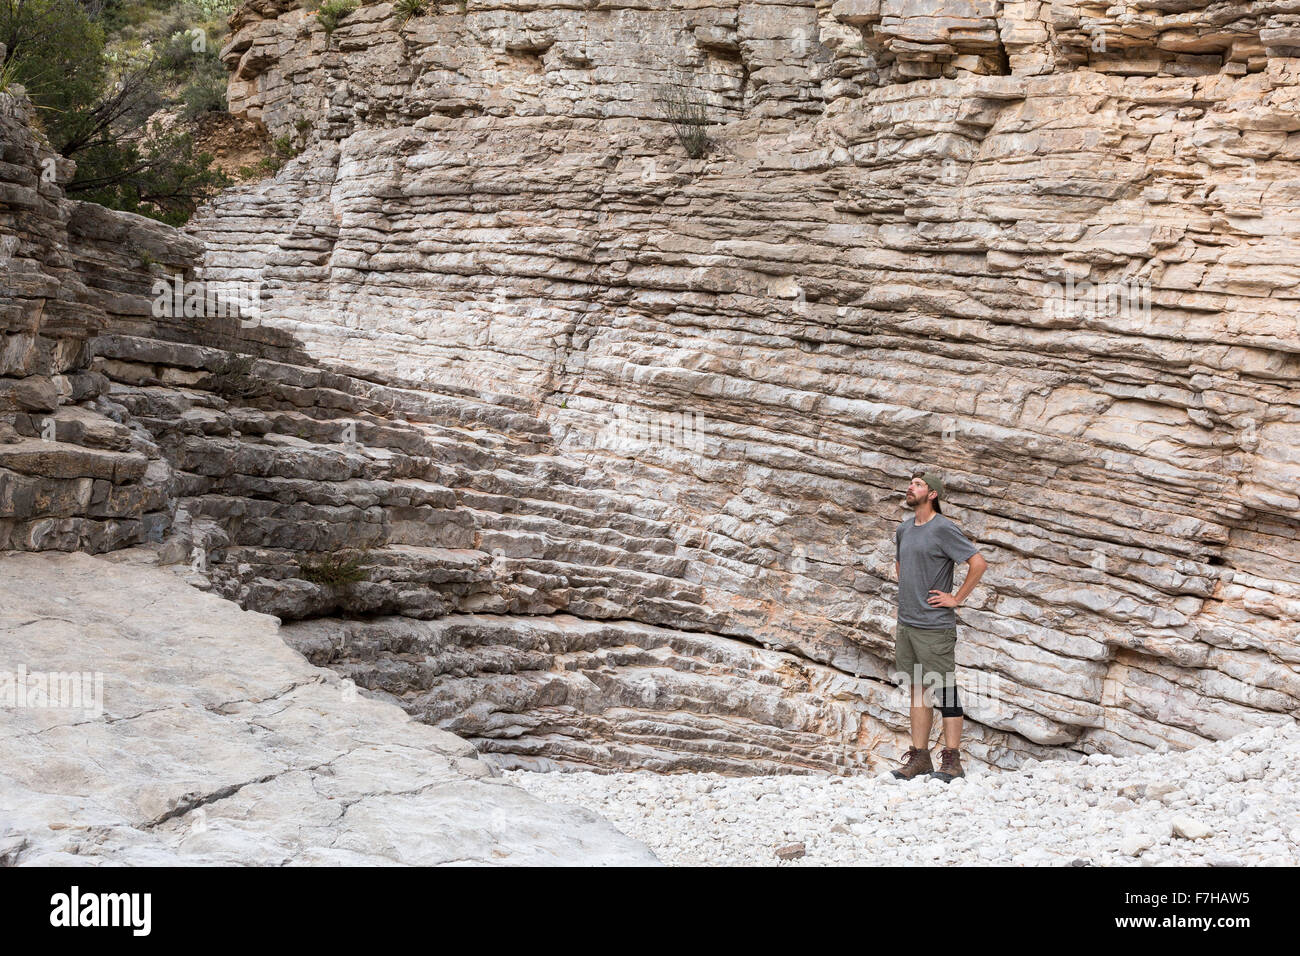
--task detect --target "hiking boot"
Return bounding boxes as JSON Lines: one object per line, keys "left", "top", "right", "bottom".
{"left": 891, "top": 746, "right": 933, "bottom": 780}
{"left": 931, "top": 747, "right": 965, "bottom": 781}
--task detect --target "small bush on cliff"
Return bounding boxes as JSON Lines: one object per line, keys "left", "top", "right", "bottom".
{"left": 393, "top": 0, "right": 425, "bottom": 25}
{"left": 655, "top": 77, "right": 711, "bottom": 159}
{"left": 238, "top": 135, "right": 301, "bottom": 178}
{"left": 129, "top": 244, "right": 161, "bottom": 271}
{"left": 180, "top": 50, "right": 229, "bottom": 119}
{"left": 208, "top": 353, "right": 266, "bottom": 400}
{"left": 317, "top": 0, "right": 358, "bottom": 36}
{"left": 298, "top": 550, "right": 371, "bottom": 589}
{"left": 273, "top": 134, "right": 300, "bottom": 158}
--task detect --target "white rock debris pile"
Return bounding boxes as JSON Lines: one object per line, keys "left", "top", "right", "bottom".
{"left": 507, "top": 723, "right": 1300, "bottom": 866}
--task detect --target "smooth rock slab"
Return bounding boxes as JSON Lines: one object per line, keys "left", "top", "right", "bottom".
{"left": 0, "top": 550, "right": 658, "bottom": 866}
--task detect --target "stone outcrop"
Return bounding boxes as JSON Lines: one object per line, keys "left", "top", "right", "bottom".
{"left": 0, "top": 94, "right": 179, "bottom": 553}
{"left": 284, "top": 614, "right": 889, "bottom": 774}
{"left": 0, "top": 550, "right": 658, "bottom": 864}
{"left": 2, "top": 1, "right": 1299, "bottom": 778}
{"left": 199, "top": 0, "right": 1300, "bottom": 768}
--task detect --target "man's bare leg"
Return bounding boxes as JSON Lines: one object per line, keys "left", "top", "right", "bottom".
{"left": 910, "top": 685, "right": 932, "bottom": 749}
{"left": 942, "top": 715, "right": 963, "bottom": 750}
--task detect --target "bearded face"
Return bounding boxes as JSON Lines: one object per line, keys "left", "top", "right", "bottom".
{"left": 905, "top": 477, "right": 933, "bottom": 509}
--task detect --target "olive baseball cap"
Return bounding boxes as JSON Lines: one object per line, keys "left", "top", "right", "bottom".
{"left": 918, "top": 470, "right": 944, "bottom": 500}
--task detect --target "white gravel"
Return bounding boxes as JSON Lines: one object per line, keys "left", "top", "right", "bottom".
{"left": 504, "top": 722, "right": 1300, "bottom": 866}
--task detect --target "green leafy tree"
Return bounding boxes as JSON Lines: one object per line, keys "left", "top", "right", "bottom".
{"left": 70, "top": 119, "right": 229, "bottom": 226}
{"left": 0, "top": 0, "right": 106, "bottom": 137}
{"left": 0, "top": 0, "right": 230, "bottom": 224}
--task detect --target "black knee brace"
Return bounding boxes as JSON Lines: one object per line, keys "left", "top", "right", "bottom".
{"left": 936, "top": 683, "right": 963, "bottom": 718}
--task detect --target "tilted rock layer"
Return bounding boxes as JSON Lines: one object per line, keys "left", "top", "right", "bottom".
{"left": 2, "top": 1, "right": 1299, "bottom": 777}
{"left": 199, "top": 0, "right": 1300, "bottom": 767}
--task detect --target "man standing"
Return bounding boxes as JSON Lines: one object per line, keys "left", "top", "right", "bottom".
{"left": 891, "top": 469, "right": 987, "bottom": 782}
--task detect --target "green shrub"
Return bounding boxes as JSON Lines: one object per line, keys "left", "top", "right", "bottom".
{"left": 393, "top": 0, "right": 425, "bottom": 24}
{"left": 208, "top": 353, "right": 265, "bottom": 399}
{"left": 0, "top": 0, "right": 231, "bottom": 225}
{"left": 0, "top": 0, "right": 106, "bottom": 129}
{"left": 131, "top": 245, "right": 159, "bottom": 270}
{"left": 157, "top": 26, "right": 199, "bottom": 74}
{"left": 238, "top": 134, "right": 301, "bottom": 179}
{"left": 193, "top": 0, "right": 238, "bottom": 19}
{"left": 298, "top": 550, "right": 370, "bottom": 588}
{"left": 655, "top": 78, "right": 711, "bottom": 159}
{"left": 271, "top": 134, "right": 299, "bottom": 159}
{"left": 317, "top": 0, "right": 358, "bottom": 36}
{"left": 70, "top": 122, "right": 231, "bottom": 226}
{"left": 180, "top": 54, "right": 228, "bottom": 118}
{"left": 238, "top": 158, "right": 275, "bottom": 178}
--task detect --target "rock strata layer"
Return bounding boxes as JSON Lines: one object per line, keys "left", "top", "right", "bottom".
{"left": 202, "top": 0, "right": 1300, "bottom": 767}
{"left": 2, "top": 0, "right": 1299, "bottom": 778}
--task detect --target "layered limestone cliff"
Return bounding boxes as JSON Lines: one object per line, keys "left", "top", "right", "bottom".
{"left": 0, "top": 92, "right": 184, "bottom": 553}
{"left": 198, "top": 0, "right": 1300, "bottom": 768}
{"left": 0, "top": 93, "right": 633, "bottom": 858}
{"left": 3, "top": 1, "right": 1299, "bottom": 778}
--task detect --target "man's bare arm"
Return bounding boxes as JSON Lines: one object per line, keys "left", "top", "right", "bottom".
{"left": 927, "top": 552, "right": 988, "bottom": 608}
{"left": 954, "top": 552, "right": 987, "bottom": 604}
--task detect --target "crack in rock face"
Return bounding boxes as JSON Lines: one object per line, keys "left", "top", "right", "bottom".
{"left": 2, "top": 0, "right": 1300, "bottom": 785}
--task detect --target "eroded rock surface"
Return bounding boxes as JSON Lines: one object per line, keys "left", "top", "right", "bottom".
{"left": 197, "top": 0, "right": 1300, "bottom": 767}
{"left": 2, "top": 1, "right": 1299, "bottom": 779}
{"left": 0, "top": 550, "right": 658, "bottom": 865}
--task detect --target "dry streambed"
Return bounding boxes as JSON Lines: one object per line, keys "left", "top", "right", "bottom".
{"left": 508, "top": 723, "right": 1300, "bottom": 866}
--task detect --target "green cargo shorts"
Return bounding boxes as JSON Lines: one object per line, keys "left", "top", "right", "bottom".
{"left": 893, "top": 622, "right": 957, "bottom": 688}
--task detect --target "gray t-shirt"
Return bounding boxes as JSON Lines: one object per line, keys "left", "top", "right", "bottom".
{"left": 895, "top": 514, "right": 979, "bottom": 629}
